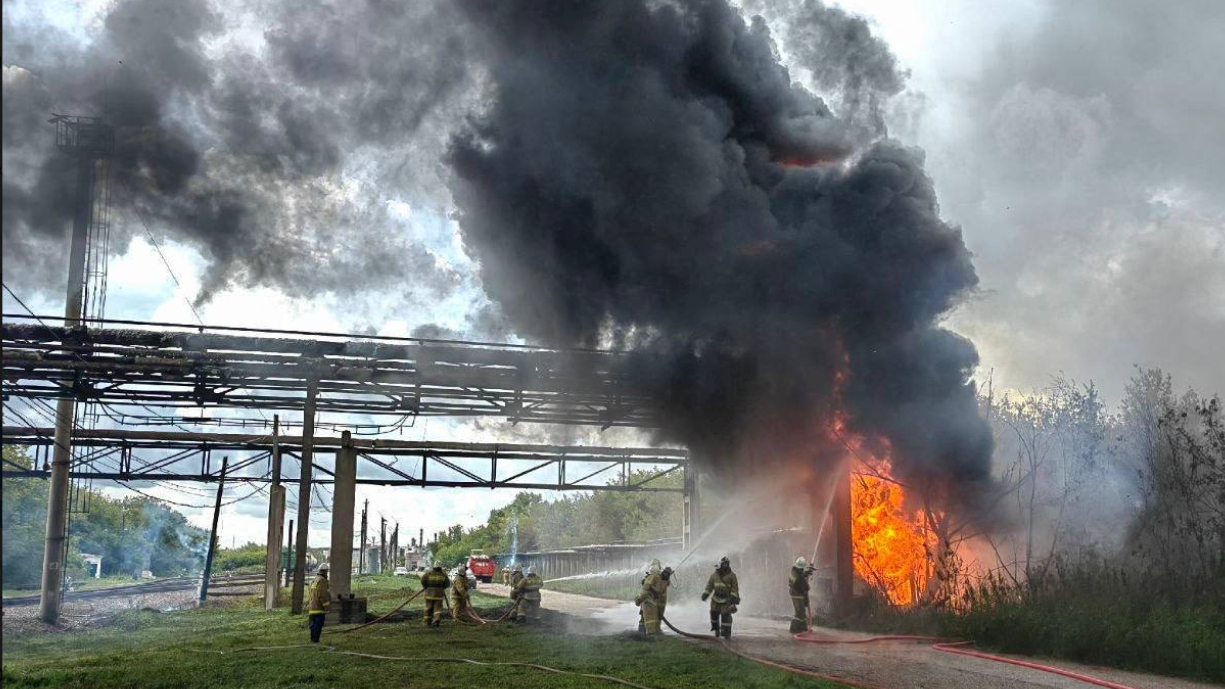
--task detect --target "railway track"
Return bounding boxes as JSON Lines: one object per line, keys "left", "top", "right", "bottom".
{"left": 1, "top": 574, "right": 266, "bottom": 607}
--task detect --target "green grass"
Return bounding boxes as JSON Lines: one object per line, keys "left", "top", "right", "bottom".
{"left": 3, "top": 574, "right": 851, "bottom": 689}
{"left": 838, "top": 568, "right": 1225, "bottom": 684}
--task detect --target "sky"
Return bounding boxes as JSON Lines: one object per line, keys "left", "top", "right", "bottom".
{"left": 3, "top": 0, "right": 1222, "bottom": 551}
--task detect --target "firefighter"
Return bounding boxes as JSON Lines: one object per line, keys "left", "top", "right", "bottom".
{"left": 510, "top": 563, "right": 524, "bottom": 588}
{"left": 452, "top": 564, "right": 473, "bottom": 621}
{"left": 636, "top": 565, "right": 651, "bottom": 633}
{"left": 702, "top": 556, "right": 739, "bottom": 639}
{"left": 306, "top": 564, "right": 331, "bottom": 643}
{"left": 501, "top": 565, "right": 511, "bottom": 585}
{"left": 634, "top": 559, "right": 671, "bottom": 636}
{"left": 513, "top": 566, "right": 543, "bottom": 623}
{"left": 421, "top": 565, "right": 450, "bottom": 628}
{"left": 789, "top": 556, "right": 815, "bottom": 633}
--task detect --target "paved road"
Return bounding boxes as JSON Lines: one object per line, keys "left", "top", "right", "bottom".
{"left": 480, "top": 583, "right": 1217, "bottom": 689}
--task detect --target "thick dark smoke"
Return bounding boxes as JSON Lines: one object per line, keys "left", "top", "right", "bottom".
{"left": 2, "top": 0, "right": 466, "bottom": 303}
{"left": 4, "top": 0, "right": 993, "bottom": 510}
{"left": 447, "top": 0, "right": 992, "bottom": 503}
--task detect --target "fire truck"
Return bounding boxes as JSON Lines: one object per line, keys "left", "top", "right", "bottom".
{"left": 467, "top": 550, "right": 496, "bottom": 583}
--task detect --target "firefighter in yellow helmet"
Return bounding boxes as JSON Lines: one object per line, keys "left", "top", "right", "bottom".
{"left": 306, "top": 564, "right": 331, "bottom": 643}
{"left": 421, "top": 565, "right": 450, "bottom": 628}
{"left": 501, "top": 565, "right": 511, "bottom": 585}
{"left": 451, "top": 564, "right": 472, "bottom": 622}
{"left": 702, "top": 556, "right": 739, "bottom": 638}
{"left": 513, "top": 566, "right": 543, "bottom": 623}
{"left": 789, "top": 556, "right": 816, "bottom": 633}
{"left": 634, "top": 559, "right": 672, "bottom": 636}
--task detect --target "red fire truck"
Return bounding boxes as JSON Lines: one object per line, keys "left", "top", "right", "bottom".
{"left": 467, "top": 550, "right": 496, "bottom": 583}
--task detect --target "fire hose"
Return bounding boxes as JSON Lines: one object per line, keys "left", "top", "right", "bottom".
{"left": 659, "top": 615, "right": 885, "bottom": 689}
{"left": 197, "top": 644, "right": 656, "bottom": 689}
{"left": 792, "top": 631, "right": 1143, "bottom": 689}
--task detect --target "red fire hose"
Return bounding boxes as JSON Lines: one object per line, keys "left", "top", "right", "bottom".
{"left": 793, "top": 631, "right": 1143, "bottom": 689}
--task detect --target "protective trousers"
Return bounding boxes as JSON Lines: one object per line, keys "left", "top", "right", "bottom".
{"left": 308, "top": 613, "right": 325, "bottom": 642}
{"left": 641, "top": 600, "right": 665, "bottom": 635}
{"left": 790, "top": 596, "right": 809, "bottom": 633}
{"left": 425, "top": 599, "right": 444, "bottom": 627}
{"left": 452, "top": 594, "right": 470, "bottom": 620}
{"left": 518, "top": 599, "right": 541, "bottom": 623}
{"left": 710, "top": 608, "right": 733, "bottom": 638}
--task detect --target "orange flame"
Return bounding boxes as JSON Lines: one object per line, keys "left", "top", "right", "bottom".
{"left": 851, "top": 457, "right": 939, "bottom": 606}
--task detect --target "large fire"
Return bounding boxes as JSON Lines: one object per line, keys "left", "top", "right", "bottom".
{"left": 851, "top": 457, "right": 940, "bottom": 606}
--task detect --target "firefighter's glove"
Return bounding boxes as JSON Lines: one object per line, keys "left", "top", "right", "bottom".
{"left": 634, "top": 596, "right": 643, "bottom": 606}
{"left": 729, "top": 595, "right": 740, "bottom": 605}
{"left": 700, "top": 592, "right": 710, "bottom": 602}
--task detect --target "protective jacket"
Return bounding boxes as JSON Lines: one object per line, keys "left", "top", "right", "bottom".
{"left": 705, "top": 568, "right": 739, "bottom": 610}
{"left": 515, "top": 573, "right": 543, "bottom": 601}
{"left": 509, "top": 571, "right": 524, "bottom": 595}
{"left": 635, "top": 571, "right": 669, "bottom": 635}
{"left": 452, "top": 573, "right": 470, "bottom": 599}
{"left": 306, "top": 574, "right": 331, "bottom": 614}
{"left": 788, "top": 566, "right": 811, "bottom": 603}
{"left": 636, "top": 572, "right": 669, "bottom": 607}
{"left": 422, "top": 569, "right": 451, "bottom": 601}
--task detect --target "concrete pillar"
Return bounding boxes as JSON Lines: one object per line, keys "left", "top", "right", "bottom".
{"left": 263, "top": 414, "right": 284, "bottom": 610}
{"left": 832, "top": 467, "right": 854, "bottom": 616}
{"left": 289, "top": 380, "right": 318, "bottom": 615}
{"left": 263, "top": 485, "right": 286, "bottom": 609}
{"left": 329, "top": 431, "right": 357, "bottom": 597}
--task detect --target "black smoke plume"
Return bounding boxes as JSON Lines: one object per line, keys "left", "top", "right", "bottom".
{"left": 4, "top": 0, "right": 993, "bottom": 510}
{"left": 447, "top": 0, "right": 993, "bottom": 504}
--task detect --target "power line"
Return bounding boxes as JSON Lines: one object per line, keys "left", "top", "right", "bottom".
{"left": 121, "top": 188, "right": 205, "bottom": 327}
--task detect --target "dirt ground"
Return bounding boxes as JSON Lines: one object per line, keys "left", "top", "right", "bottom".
{"left": 480, "top": 583, "right": 1220, "bottom": 689}
{"left": 2, "top": 582, "right": 261, "bottom": 636}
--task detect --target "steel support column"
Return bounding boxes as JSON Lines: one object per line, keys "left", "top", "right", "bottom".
{"left": 682, "top": 466, "right": 700, "bottom": 551}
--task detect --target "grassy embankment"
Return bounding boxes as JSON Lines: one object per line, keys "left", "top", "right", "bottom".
{"left": 846, "top": 568, "right": 1225, "bottom": 684}
{"left": 2, "top": 574, "right": 851, "bottom": 689}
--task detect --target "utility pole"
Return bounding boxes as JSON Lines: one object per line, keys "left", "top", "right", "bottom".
{"left": 285, "top": 519, "right": 294, "bottom": 588}
{"left": 379, "top": 517, "right": 387, "bottom": 574}
{"left": 359, "top": 500, "right": 368, "bottom": 574}
{"left": 289, "top": 380, "right": 319, "bottom": 614}
{"left": 391, "top": 522, "right": 399, "bottom": 569}
{"left": 198, "top": 456, "right": 229, "bottom": 603}
{"left": 39, "top": 114, "right": 113, "bottom": 624}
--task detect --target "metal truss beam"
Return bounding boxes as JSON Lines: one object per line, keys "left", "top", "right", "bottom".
{"left": 1, "top": 321, "right": 660, "bottom": 427}
{"left": 1, "top": 427, "right": 688, "bottom": 492}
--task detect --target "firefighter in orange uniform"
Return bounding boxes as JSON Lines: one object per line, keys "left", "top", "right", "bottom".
{"left": 702, "top": 556, "right": 739, "bottom": 638}
{"left": 451, "top": 564, "right": 473, "bottom": 621}
{"left": 306, "top": 565, "right": 331, "bottom": 642}
{"left": 421, "top": 565, "right": 450, "bottom": 627}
